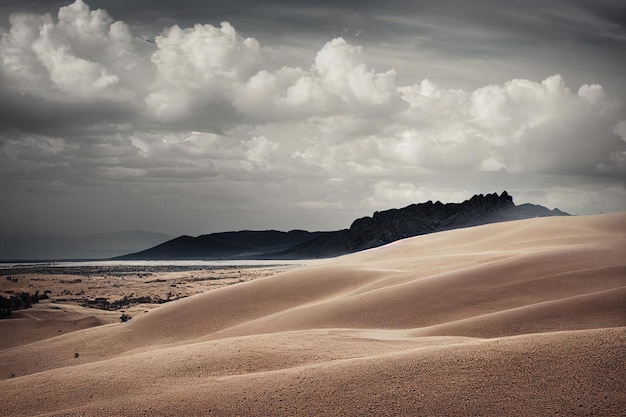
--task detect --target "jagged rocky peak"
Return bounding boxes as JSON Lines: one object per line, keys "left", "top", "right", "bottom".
{"left": 346, "top": 191, "right": 526, "bottom": 247}
{"left": 465, "top": 191, "right": 514, "bottom": 208}
{"left": 352, "top": 191, "right": 514, "bottom": 228}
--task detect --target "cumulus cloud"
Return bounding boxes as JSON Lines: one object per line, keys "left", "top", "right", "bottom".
{"left": 0, "top": 0, "right": 151, "bottom": 140}
{"left": 0, "top": 0, "right": 147, "bottom": 101}
{"left": 146, "top": 21, "right": 260, "bottom": 121}
{"left": 0, "top": 0, "right": 624, "bottom": 236}
{"left": 233, "top": 37, "right": 408, "bottom": 120}
{"left": 396, "top": 75, "right": 626, "bottom": 176}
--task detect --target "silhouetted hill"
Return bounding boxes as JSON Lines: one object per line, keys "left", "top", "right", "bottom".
{"left": 117, "top": 192, "right": 569, "bottom": 260}
{"left": 117, "top": 230, "right": 332, "bottom": 260}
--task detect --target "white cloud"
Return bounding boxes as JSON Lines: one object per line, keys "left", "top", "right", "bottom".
{"left": 233, "top": 37, "right": 408, "bottom": 121}
{"left": 397, "top": 75, "right": 626, "bottom": 176}
{"left": 146, "top": 21, "right": 260, "bottom": 121}
{"left": 314, "top": 38, "right": 399, "bottom": 108}
{"left": 0, "top": 1, "right": 624, "bottom": 235}
{"left": 0, "top": 0, "right": 145, "bottom": 102}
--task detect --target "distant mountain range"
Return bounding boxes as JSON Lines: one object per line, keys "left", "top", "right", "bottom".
{"left": 118, "top": 191, "right": 569, "bottom": 261}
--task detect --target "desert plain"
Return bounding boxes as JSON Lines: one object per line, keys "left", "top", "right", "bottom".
{"left": 0, "top": 212, "right": 625, "bottom": 416}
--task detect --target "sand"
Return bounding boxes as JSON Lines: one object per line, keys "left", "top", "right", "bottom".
{"left": 1, "top": 212, "right": 624, "bottom": 416}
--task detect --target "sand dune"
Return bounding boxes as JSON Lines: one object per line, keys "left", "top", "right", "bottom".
{"left": 1, "top": 212, "right": 625, "bottom": 416}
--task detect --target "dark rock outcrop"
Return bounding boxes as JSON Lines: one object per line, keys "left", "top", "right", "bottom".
{"left": 349, "top": 191, "right": 515, "bottom": 250}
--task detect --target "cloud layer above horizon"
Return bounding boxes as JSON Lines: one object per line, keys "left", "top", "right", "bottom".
{"left": 1, "top": 0, "right": 625, "bottom": 236}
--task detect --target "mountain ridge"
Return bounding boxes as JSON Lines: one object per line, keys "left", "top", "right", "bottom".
{"left": 117, "top": 191, "right": 569, "bottom": 260}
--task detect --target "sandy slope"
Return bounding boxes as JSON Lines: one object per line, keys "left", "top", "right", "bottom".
{"left": 1, "top": 213, "right": 625, "bottom": 416}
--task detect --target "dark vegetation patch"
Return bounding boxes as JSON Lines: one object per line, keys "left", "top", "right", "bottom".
{"left": 0, "top": 291, "right": 48, "bottom": 318}
{"left": 81, "top": 294, "right": 170, "bottom": 310}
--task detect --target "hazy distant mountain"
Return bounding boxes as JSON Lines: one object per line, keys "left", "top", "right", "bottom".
{"left": 0, "top": 230, "right": 172, "bottom": 261}
{"left": 118, "top": 192, "right": 569, "bottom": 260}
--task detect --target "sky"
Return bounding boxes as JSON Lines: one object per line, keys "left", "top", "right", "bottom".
{"left": 0, "top": 0, "right": 625, "bottom": 238}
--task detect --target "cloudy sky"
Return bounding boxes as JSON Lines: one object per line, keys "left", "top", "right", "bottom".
{"left": 0, "top": 0, "right": 625, "bottom": 238}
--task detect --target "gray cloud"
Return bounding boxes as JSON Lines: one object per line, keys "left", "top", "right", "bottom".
{"left": 0, "top": 0, "right": 624, "bottom": 239}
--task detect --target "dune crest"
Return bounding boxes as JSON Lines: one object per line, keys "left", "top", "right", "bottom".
{"left": 1, "top": 213, "right": 625, "bottom": 416}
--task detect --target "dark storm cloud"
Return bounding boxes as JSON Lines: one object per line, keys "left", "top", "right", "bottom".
{"left": 0, "top": 90, "right": 139, "bottom": 136}
{"left": 103, "top": 0, "right": 626, "bottom": 42}
{"left": 4, "top": 0, "right": 625, "bottom": 42}
{"left": 578, "top": 0, "right": 626, "bottom": 29}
